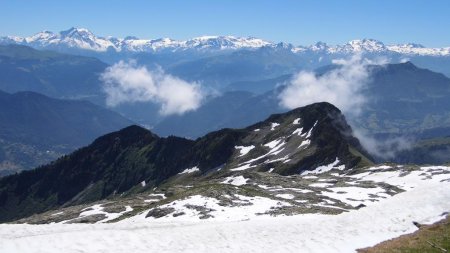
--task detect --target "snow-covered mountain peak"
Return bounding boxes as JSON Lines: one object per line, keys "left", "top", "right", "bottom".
{"left": 387, "top": 43, "right": 450, "bottom": 56}
{"left": 184, "top": 35, "right": 272, "bottom": 50}
{"left": 264, "top": 42, "right": 297, "bottom": 52}
{"left": 59, "top": 27, "right": 101, "bottom": 42}
{"left": 1, "top": 28, "right": 449, "bottom": 56}
{"left": 26, "top": 30, "right": 56, "bottom": 43}
{"left": 60, "top": 27, "right": 94, "bottom": 37}
{"left": 59, "top": 28, "right": 118, "bottom": 51}
{"left": 341, "top": 39, "right": 387, "bottom": 52}
{"left": 399, "top": 43, "right": 426, "bottom": 49}
{"left": 3, "top": 36, "right": 25, "bottom": 44}
{"left": 123, "top": 36, "right": 140, "bottom": 41}
{"left": 20, "top": 27, "right": 118, "bottom": 52}
{"left": 192, "top": 35, "right": 221, "bottom": 41}
{"left": 309, "top": 41, "right": 329, "bottom": 51}
{"left": 32, "top": 30, "right": 55, "bottom": 37}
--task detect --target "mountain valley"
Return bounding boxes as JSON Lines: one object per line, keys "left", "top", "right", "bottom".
{"left": 0, "top": 90, "right": 132, "bottom": 175}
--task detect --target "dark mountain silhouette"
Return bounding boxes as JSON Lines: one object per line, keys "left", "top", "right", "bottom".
{"left": 0, "top": 102, "right": 371, "bottom": 222}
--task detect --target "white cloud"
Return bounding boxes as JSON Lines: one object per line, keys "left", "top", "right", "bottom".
{"left": 278, "top": 54, "right": 387, "bottom": 116}
{"left": 278, "top": 54, "right": 414, "bottom": 159}
{"left": 100, "top": 61, "right": 205, "bottom": 115}
{"left": 353, "top": 128, "right": 414, "bottom": 160}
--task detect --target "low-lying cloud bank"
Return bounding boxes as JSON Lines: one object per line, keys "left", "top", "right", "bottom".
{"left": 278, "top": 54, "right": 414, "bottom": 160}
{"left": 101, "top": 61, "right": 205, "bottom": 115}
{"left": 278, "top": 54, "right": 388, "bottom": 116}
{"left": 353, "top": 129, "right": 415, "bottom": 160}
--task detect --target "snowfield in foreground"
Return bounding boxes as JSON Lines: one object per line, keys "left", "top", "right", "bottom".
{"left": 0, "top": 166, "right": 449, "bottom": 253}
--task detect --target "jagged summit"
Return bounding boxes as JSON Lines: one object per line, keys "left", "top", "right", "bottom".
{"left": 309, "top": 41, "right": 329, "bottom": 51}
{"left": 58, "top": 27, "right": 98, "bottom": 41}
{"left": 340, "top": 39, "right": 387, "bottom": 52}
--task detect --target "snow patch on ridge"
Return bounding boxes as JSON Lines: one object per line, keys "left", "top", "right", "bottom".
{"left": 301, "top": 158, "right": 345, "bottom": 175}
{"left": 235, "top": 145, "right": 255, "bottom": 157}
{"left": 298, "top": 139, "right": 311, "bottom": 149}
{"left": 263, "top": 139, "right": 286, "bottom": 156}
{"left": 141, "top": 194, "right": 290, "bottom": 222}
{"left": 179, "top": 166, "right": 200, "bottom": 174}
{"left": 221, "top": 176, "right": 248, "bottom": 186}
{"left": 61, "top": 204, "right": 133, "bottom": 224}
{"left": 275, "top": 194, "right": 295, "bottom": 200}
{"left": 270, "top": 122, "right": 280, "bottom": 130}
{"left": 301, "top": 120, "right": 317, "bottom": 139}
{"left": 230, "top": 163, "right": 254, "bottom": 171}
{"left": 292, "top": 127, "right": 303, "bottom": 136}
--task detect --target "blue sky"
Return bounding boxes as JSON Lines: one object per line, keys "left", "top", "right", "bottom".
{"left": 1, "top": 0, "right": 449, "bottom": 47}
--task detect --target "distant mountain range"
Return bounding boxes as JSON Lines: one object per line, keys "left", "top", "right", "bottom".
{"left": 1, "top": 43, "right": 449, "bottom": 142}
{"left": 155, "top": 62, "right": 450, "bottom": 137}
{"left": 0, "top": 90, "right": 133, "bottom": 176}
{"left": 3, "top": 28, "right": 450, "bottom": 84}
{"left": 0, "top": 40, "right": 449, "bottom": 166}
{"left": 0, "top": 44, "right": 107, "bottom": 104}
{"left": 153, "top": 61, "right": 450, "bottom": 165}
{"left": 1, "top": 27, "right": 449, "bottom": 56}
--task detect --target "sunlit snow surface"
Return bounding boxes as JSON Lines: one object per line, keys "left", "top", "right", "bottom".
{"left": 73, "top": 204, "right": 133, "bottom": 223}
{"left": 1, "top": 165, "right": 449, "bottom": 253}
{"left": 301, "top": 158, "right": 344, "bottom": 175}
